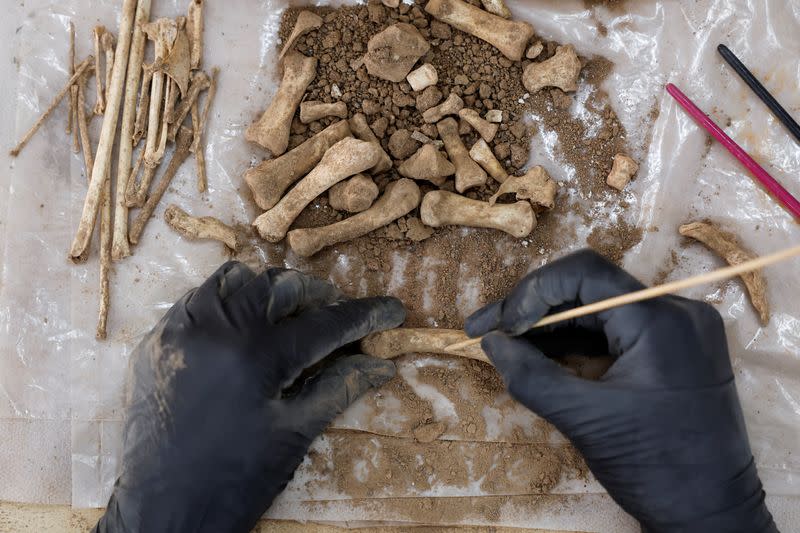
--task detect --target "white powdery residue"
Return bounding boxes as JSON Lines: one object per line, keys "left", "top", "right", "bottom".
{"left": 334, "top": 253, "right": 351, "bottom": 277}
{"left": 419, "top": 255, "right": 444, "bottom": 313}
{"left": 399, "top": 360, "right": 458, "bottom": 424}
{"left": 387, "top": 250, "right": 409, "bottom": 295}
{"left": 570, "top": 83, "right": 604, "bottom": 139}
{"left": 527, "top": 113, "right": 576, "bottom": 182}
{"left": 455, "top": 265, "right": 481, "bottom": 319}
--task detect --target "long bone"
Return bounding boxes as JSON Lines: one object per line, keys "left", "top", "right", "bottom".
{"left": 420, "top": 190, "right": 535, "bottom": 238}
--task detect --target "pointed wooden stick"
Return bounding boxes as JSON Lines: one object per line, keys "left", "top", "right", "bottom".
{"left": 445, "top": 244, "right": 800, "bottom": 352}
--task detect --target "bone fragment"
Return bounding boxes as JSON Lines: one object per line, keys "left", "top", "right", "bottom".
{"left": 102, "top": 32, "right": 116, "bottom": 112}
{"left": 679, "top": 221, "right": 769, "bottom": 325}
{"left": 437, "top": 118, "right": 487, "bottom": 192}
{"left": 67, "top": 21, "right": 77, "bottom": 150}
{"left": 278, "top": 11, "right": 323, "bottom": 63}
{"left": 245, "top": 120, "right": 351, "bottom": 211}
{"left": 469, "top": 138, "right": 507, "bottom": 183}
{"left": 398, "top": 144, "right": 455, "bottom": 186}
{"left": 526, "top": 41, "right": 544, "bottom": 59}
{"left": 328, "top": 174, "right": 379, "bottom": 213}
{"left": 523, "top": 45, "right": 582, "bottom": 93}
{"left": 423, "top": 93, "right": 464, "bottom": 124}
{"left": 425, "top": 0, "right": 533, "bottom": 61}
{"left": 458, "top": 108, "right": 498, "bottom": 142}
{"left": 361, "top": 327, "right": 489, "bottom": 363}
{"left": 489, "top": 166, "right": 557, "bottom": 210}
{"left": 381, "top": 0, "right": 400, "bottom": 7}
{"left": 69, "top": 0, "right": 138, "bottom": 260}
{"left": 421, "top": 190, "right": 535, "bottom": 238}
{"left": 406, "top": 63, "right": 438, "bottom": 91}
{"left": 93, "top": 26, "right": 108, "bottom": 115}
{"left": 254, "top": 138, "right": 383, "bottom": 242}
{"left": 162, "top": 24, "right": 191, "bottom": 97}
{"left": 364, "top": 23, "right": 431, "bottom": 82}
{"left": 133, "top": 62, "right": 155, "bottom": 145}
{"left": 246, "top": 51, "right": 317, "bottom": 155}
{"left": 348, "top": 113, "right": 392, "bottom": 174}
{"left": 187, "top": 0, "right": 204, "bottom": 69}
{"left": 167, "top": 69, "right": 211, "bottom": 140}
{"left": 606, "top": 153, "right": 638, "bottom": 191}
{"left": 76, "top": 71, "right": 94, "bottom": 185}
{"left": 129, "top": 127, "right": 194, "bottom": 245}
{"left": 299, "top": 101, "right": 348, "bottom": 124}
{"left": 485, "top": 109, "right": 503, "bottom": 123}
{"left": 480, "top": 0, "right": 511, "bottom": 18}
{"left": 165, "top": 204, "right": 238, "bottom": 250}
{"left": 191, "top": 66, "right": 218, "bottom": 192}
{"left": 97, "top": 169, "right": 112, "bottom": 340}
{"left": 9, "top": 56, "right": 93, "bottom": 157}
{"left": 288, "top": 178, "right": 421, "bottom": 257}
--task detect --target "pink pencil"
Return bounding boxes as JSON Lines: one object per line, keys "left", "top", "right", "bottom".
{"left": 666, "top": 83, "right": 800, "bottom": 220}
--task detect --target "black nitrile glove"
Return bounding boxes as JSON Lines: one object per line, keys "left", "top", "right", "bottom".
{"left": 94, "top": 262, "right": 405, "bottom": 533}
{"left": 466, "top": 249, "right": 777, "bottom": 533}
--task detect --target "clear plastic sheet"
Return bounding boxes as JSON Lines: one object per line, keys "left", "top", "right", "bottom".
{"left": 2, "top": 0, "right": 800, "bottom": 530}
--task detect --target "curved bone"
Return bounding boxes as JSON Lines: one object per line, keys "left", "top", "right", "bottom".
{"left": 421, "top": 190, "right": 535, "bottom": 238}
{"left": 523, "top": 45, "right": 582, "bottom": 93}
{"left": 287, "top": 178, "right": 421, "bottom": 257}
{"left": 246, "top": 51, "right": 317, "bottom": 155}
{"left": 349, "top": 113, "right": 392, "bottom": 174}
{"left": 300, "top": 101, "right": 348, "bottom": 124}
{"left": 469, "top": 138, "right": 507, "bottom": 183}
{"left": 425, "top": 0, "right": 533, "bottom": 61}
{"left": 398, "top": 144, "right": 455, "bottom": 186}
{"left": 245, "top": 120, "right": 351, "bottom": 211}
{"left": 279, "top": 11, "right": 323, "bottom": 62}
{"left": 458, "top": 108, "right": 498, "bottom": 142}
{"left": 164, "top": 204, "right": 238, "bottom": 251}
{"left": 254, "top": 138, "right": 383, "bottom": 242}
{"left": 328, "top": 174, "right": 379, "bottom": 213}
{"left": 423, "top": 93, "right": 463, "bottom": 124}
{"left": 437, "top": 118, "right": 487, "bottom": 192}
{"left": 489, "top": 166, "right": 557, "bottom": 209}
{"left": 361, "top": 328, "right": 489, "bottom": 363}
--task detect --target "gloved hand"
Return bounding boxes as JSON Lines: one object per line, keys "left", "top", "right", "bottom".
{"left": 94, "top": 262, "right": 405, "bottom": 533}
{"left": 466, "top": 250, "right": 777, "bottom": 533}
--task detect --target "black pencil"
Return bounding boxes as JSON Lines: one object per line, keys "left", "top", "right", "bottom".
{"left": 717, "top": 44, "right": 800, "bottom": 145}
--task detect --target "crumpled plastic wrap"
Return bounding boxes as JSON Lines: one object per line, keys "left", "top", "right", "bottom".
{"left": 1, "top": 0, "right": 799, "bottom": 530}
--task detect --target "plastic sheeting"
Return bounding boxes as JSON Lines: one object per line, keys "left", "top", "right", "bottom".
{"left": 1, "top": 0, "right": 799, "bottom": 530}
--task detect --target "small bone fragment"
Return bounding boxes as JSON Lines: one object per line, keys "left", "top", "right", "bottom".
{"left": 278, "top": 11, "right": 323, "bottom": 62}
{"left": 489, "top": 166, "right": 557, "bottom": 209}
{"left": 410, "top": 130, "right": 436, "bottom": 145}
{"left": 246, "top": 51, "right": 317, "bottom": 155}
{"left": 406, "top": 63, "right": 438, "bottom": 91}
{"left": 425, "top": 0, "right": 533, "bottom": 61}
{"left": 187, "top": 0, "right": 204, "bottom": 69}
{"left": 93, "top": 26, "right": 108, "bottom": 115}
{"left": 102, "top": 32, "right": 116, "bottom": 112}
{"left": 363, "top": 23, "right": 431, "bottom": 82}
{"left": 67, "top": 21, "right": 77, "bottom": 148}
{"left": 299, "top": 101, "right": 348, "bottom": 124}
{"left": 361, "top": 327, "right": 489, "bottom": 363}
{"left": 679, "top": 221, "right": 770, "bottom": 325}
{"left": 254, "top": 138, "right": 383, "bottom": 242}
{"left": 167, "top": 70, "right": 211, "bottom": 140}
{"left": 349, "top": 113, "right": 392, "bottom": 174}
{"left": 458, "top": 108, "right": 498, "bottom": 142}
{"left": 328, "top": 174, "right": 379, "bottom": 213}
{"left": 422, "top": 93, "right": 464, "bottom": 124}
{"left": 245, "top": 120, "right": 352, "bottom": 211}
{"left": 523, "top": 45, "right": 582, "bottom": 93}
{"left": 129, "top": 127, "right": 194, "bottom": 245}
{"left": 133, "top": 62, "right": 155, "bottom": 145}
{"left": 421, "top": 190, "right": 535, "bottom": 238}
{"left": 485, "top": 109, "right": 503, "bottom": 123}
{"left": 437, "top": 118, "right": 487, "bottom": 192}
{"left": 480, "top": 0, "right": 511, "bottom": 18}
{"left": 76, "top": 71, "right": 94, "bottom": 185}
{"left": 287, "top": 178, "right": 421, "bottom": 257}
{"left": 162, "top": 24, "right": 191, "bottom": 97}
{"left": 165, "top": 204, "right": 238, "bottom": 251}
{"left": 606, "top": 154, "right": 638, "bottom": 191}
{"left": 469, "top": 139, "right": 507, "bottom": 183}
{"left": 405, "top": 217, "right": 434, "bottom": 241}
{"left": 191, "top": 66, "right": 218, "bottom": 192}
{"left": 381, "top": 0, "right": 400, "bottom": 7}
{"left": 398, "top": 144, "right": 455, "bottom": 186}
{"left": 526, "top": 41, "right": 544, "bottom": 59}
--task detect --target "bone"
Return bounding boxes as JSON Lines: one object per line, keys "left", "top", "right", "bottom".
{"left": 187, "top": 0, "right": 204, "bottom": 70}
{"left": 96, "top": 171, "right": 112, "bottom": 340}
{"left": 469, "top": 138, "right": 507, "bottom": 183}
{"left": 526, "top": 41, "right": 544, "bottom": 59}
{"left": 422, "top": 93, "right": 464, "bottom": 123}
{"left": 348, "top": 113, "right": 392, "bottom": 174}
{"left": 437, "top": 118, "right": 487, "bottom": 192}
{"left": 162, "top": 23, "right": 191, "bottom": 97}
{"left": 421, "top": 190, "right": 535, "bottom": 238}
{"left": 363, "top": 23, "right": 431, "bottom": 82}
{"left": 165, "top": 204, "right": 238, "bottom": 251}
{"left": 245, "top": 120, "right": 351, "bottom": 211}
{"left": 397, "top": 144, "right": 455, "bottom": 186}
{"left": 67, "top": 21, "right": 77, "bottom": 147}
{"left": 328, "top": 174, "right": 379, "bottom": 213}
{"left": 167, "top": 70, "right": 211, "bottom": 140}
{"left": 93, "top": 26, "right": 108, "bottom": 115}
{"left": 253, "top": 138, "right": 383, "bottom": 242}
{"left": 523, "top": 44, "right": 582, "bottom": 93}
{"left": 102, "top": 32, "right": 116, "bottom": 113}
{"left": 489, "top": 166, "right": 557, "bottom": 210}
{"left": 287, "top": 178, "right": 421, "bottom": 257}
{"left": 606, "top": 153, "right": 638, "bottom": 191}
{"left": 425, "top": 0, "right": 533, "bottom": 61}
{"left": 245, "top": 51, "right": 317, "bottom": 155}
{"left": 679, "top": 221, "right": 769, "bottom": 325}
{"left": 484, "top": 109, "right": 503, "bottom": 123}
{"left": 299, "top": 101, "right": 348, "bottom": 124}
{"left": 458, "top": 108, "right": 498, "bottom": 142}
{"left": 361, "top": 328, "right": 489, "bottom": 363}
{"left": 381, "top": 0, "right": 400, "bottom": 7}
{"left": 191, "top": 66, "right": 218, "bottom": 192}
{"left": 480, "top": 0, "right": 511, "bottom": 19}
{"left": 406, "top": 63, "right": 438, "bottom": 91}
{"left": 278, "top": 10, "right": 323, "bottom": 63}
{"left": 133, "top": 62, "right": 155, "bottom": 145}
{"left": 73, "top": 72, "right": 95, "bottom": 264}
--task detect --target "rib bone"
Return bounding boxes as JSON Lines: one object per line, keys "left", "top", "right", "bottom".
{"left": 361, "top": 328, "right": 489, "bottom": 363}
{"left": 421, "top": 190, "right": 535, "bottom": 238}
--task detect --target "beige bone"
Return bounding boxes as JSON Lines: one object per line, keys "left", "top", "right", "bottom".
{"left": 254, "top": 138, "right": 383, "bottom": 242}
{"left": 485, "top": 109, "right": 503, "bottom": 123}
{"left": 421, "top": 190, "right": 535, "bottom": 238}
{"left": 278, "top": 11, "right": 323, "bottom": 63}
{"left": 246, "top": 51, "right": 317, "bottom": 155}
{"left": 480, "top": 0, "right": 511, "bottom": 19}
{"left": 398, "top": 144, "right": 455, "bottom": 186}
{"left": 423, "top": 93, "right": 464, "bottom": 123}
{"left": 437, "top": 118, "right": 487, "bottom": 192}
{"left": 526, "top": 41, "right": 544, "bottom": 59}
{"left": 245, "top": 120, "right": 351, "bottom": 211}
{"left": 469, "top": 138, "right": 507, "bottom": 183}
{"left": 407, "top": 63, "right": 438, "bottom": 91}
{"left": 349, "top": 113, "right": 392, "bottom": 174}
{"left": 187, "top": 0, "right": 204, "bottom": 69}
{"left": 299, "top": 101, "right": 348, "bottom": 124}
{"left": 361, "top": 327, "right": 489, "bottom": 363}
{"left": 167, "top": 70, "right": 211, "bottom": 140}
{"left": 165, "top": 204, "right": 238, "bottom": 251}
{"left": 287, "top": 178, "right": 421, "bottom": 257}
{"left": 425, "top": 0, "right": 533, "bottom": 61}
{"left": 93, "top": 26, "right": 109, "bottom": 115}
{"left": 328, "top": 174, "right": 379, "bottom": 213}
{"left": 489, "top": 166, "right": 557, "bottom": 210}
{"left": 458, "top": 108, "right": 498, "bottom": 142}
{"left": 101, "top": 32, "right": 116, "bottom": 115}
{"left": 523, "top": 45, "right": 582, "bottom": 93}
{"left": 606, "top": 154, "right": 638, "bottom": 191}
{"left": 363, "top": 23, "right": 431, "bottom": 82}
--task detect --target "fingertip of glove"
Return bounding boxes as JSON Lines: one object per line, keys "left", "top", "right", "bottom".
{"left": 370, "top": 296, "right": 407, "bottom": 329}
{"left": 465, "top": 301, "right": 502, "bottom": 337}
{"left": 345, "top": 354, "right": 397, "bottom": 389}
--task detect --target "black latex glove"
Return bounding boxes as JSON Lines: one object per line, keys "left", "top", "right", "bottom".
{"left": 94, "top": 262, "right": 405, "bottom": 533}
{"left": 466, "top": 250, "right": 777, "bottom": 533}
